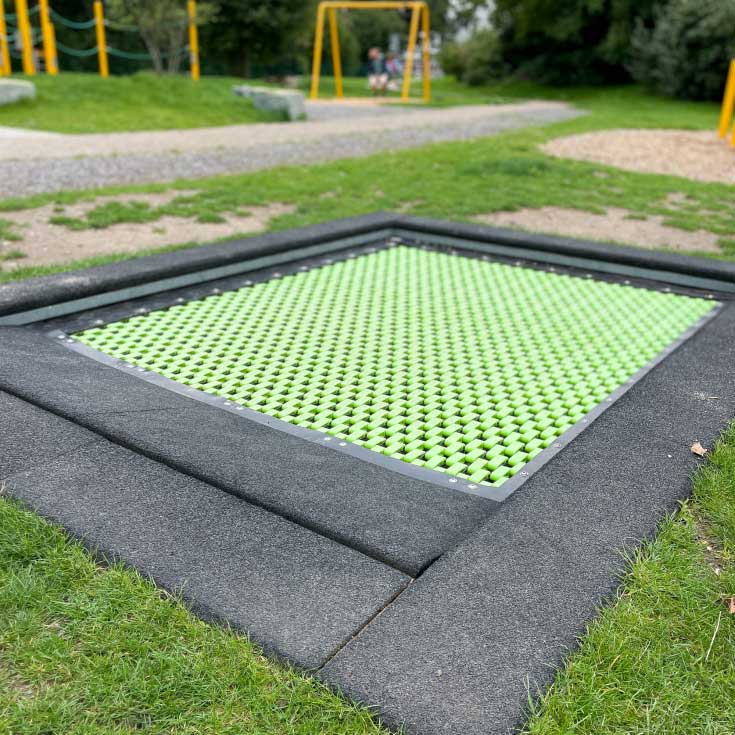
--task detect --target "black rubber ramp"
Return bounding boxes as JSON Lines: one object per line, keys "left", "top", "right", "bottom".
{"left": 320, "top": 302, "right": 735, "bottom": 734}
{"left": 0, "top": 391, "right": 409, "bottom": 669}
{"left": 0, "top": 327, "right": 496, "bottom": 575}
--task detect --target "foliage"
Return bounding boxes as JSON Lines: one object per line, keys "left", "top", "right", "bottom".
{"left": 491, "top": 0, "right": 663, "bottom": 85}
{"left": 629, "top": 0, "right": 735, "bottom": 101}
{"left": 106, "top": 0, "right": 218, "bottom": 74}
{"left": 438, "top": 41, "right": 465, "bottom": 79}
{"left": 439, "top": 30, "right": 507, "bottom": 85}
{"left": 6, "top": 0, "right": 461, "bottom": 79}
{"left": 198, "top": 0, "right": 311, "bottom": 77}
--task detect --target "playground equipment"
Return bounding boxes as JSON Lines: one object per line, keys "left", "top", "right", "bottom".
{"left": 719, "top": 59, "right": 735, "bottom": 146}
{"left": 0, "top": 0, "right": 200, "bottom": 80}
{"left": 39, "top": 0, "right": 58, "bottom": 74}
{"left": 0, "top": 2, "right": 11, "bottom": 75}
{"left": 310, "top": 0, "right": 431, "bottom": 103}
{"left": 187, "top": 0, "right": 199, "bottom": 82}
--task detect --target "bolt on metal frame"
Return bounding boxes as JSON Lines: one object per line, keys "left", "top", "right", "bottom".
{"left": 310, "top": 0, "right": 431, "bottom": 103}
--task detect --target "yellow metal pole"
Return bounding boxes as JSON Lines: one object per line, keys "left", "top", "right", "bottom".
{"left": 400, "top": 4, "right": 420, "bottom": 101}
{"left": 94, "top": 0, "right": 109, "bottom": 78}
{"left": 327, "top": 7, "right": 343, "bottom": 98}
{"left": 188, "top": 0, "right": 200, "bottom": 81}
{"left": 38, "top": 0, "right": 58, "bottom": 74}
{"left": 15, "top": 0, "right": 35, "bottom": 75}
{"left": 49, "top": 21, "right": 58, "bottom": 73}
{"left": 718, "top": 59, "right": 735, "bottom": 139}
{"left": 310, "top": 2, "right": 326, "bottom": 99}
{"left": 421, "top": 3, "right": 430, "bottom": 102}
{"left": 0, "top": 2, "right": 11, "bottom": 76}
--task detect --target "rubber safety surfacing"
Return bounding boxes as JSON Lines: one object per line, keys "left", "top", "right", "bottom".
{"left": 75, "top": 244, "right": 716, "bottom": 488}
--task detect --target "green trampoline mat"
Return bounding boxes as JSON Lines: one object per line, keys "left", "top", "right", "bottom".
{"left": 76, "top": 245, "right": 716, "bottom": 488}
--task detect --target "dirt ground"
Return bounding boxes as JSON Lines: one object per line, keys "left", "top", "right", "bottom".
{"left": 0, "top": 191, "right": 295, "bottom": 270}
{"left": 542, "top": 129, "right": 735, "bottom": 186}
{"left": 477, "top": 206, "right": 722, "bottom": 253}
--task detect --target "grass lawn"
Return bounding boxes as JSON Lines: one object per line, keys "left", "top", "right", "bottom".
{"left": 0, "top": 493, "right": 388, "bottom": 735}
{"left": 0, "top": 84, "right": 731, "bottom": 287}
{"left": 1, "top": 80, "right": 735, "bottom": 733}
{"left": 0, "top": 72, "right": 284, "bottom": 133}
{"left": 0, "top": 71, "right": 519, "bottom": 134}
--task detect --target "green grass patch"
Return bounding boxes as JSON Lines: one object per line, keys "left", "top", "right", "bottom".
{"left": 0, "top": 493, "right": 389, "bottom": 735}
{"left": 526, "top": 429, "right": 735, "bottom": 734}
{"left": 0, "top": 72, "right": 284, "bottom": 133}
{"left": 0, "top": 243, "right": 207, "bottom": 285}
{"left": 50, "top": 200, "right": 161, "bottom": 230}
{"left": 0, "top": 218, "right": 22, "bottom": 242}
{"left": 0, "top": 249, "right": 26, "bottom": 262}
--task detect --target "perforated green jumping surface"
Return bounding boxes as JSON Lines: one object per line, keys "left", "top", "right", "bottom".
{"left": 76, "top": 245, "right": 715, "bottom": 487}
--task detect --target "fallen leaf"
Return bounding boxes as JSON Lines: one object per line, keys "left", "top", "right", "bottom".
{"left": 691, "top": 442, "right": 708, "bottom": 457}
{"left": 728, "top": 597, "right": 735, "bottom": 615}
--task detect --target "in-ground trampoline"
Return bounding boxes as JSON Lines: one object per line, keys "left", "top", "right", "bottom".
{"left": 1, "top": 213, "right": 734, "bottom": 735}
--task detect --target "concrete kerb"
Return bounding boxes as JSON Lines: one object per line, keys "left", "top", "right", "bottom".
{"left": 0, "top": 79, "right": 35, "bottom": 106}
{"left": 233, "top": 84, "right": 306, "bottom": 121}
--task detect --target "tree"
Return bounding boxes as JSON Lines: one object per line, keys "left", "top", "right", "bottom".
{"left": 630, "top": 0, "right": 735, "bottom": 101}
{"left": 106, "top": 0, "right": 218, "bottom": 74}
{"left": 199, "top": 0, "right": 310, "bottom": 77}
{"left": 491, "top": 0, "right": 664, "bottom": 84}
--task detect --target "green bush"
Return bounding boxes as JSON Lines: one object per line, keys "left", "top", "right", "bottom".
{"left": 630, "top": 0, "right": 735, "bottom": 101}
{"left": 438, "top": 41, "right": 466, "bottom": 79}
{"left": 490, "top": 0, "right": 662, "bottom": 86}
{"left": 438, "top": 29, "right": 506, "bottom": 86}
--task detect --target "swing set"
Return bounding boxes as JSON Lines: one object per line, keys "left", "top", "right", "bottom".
{"left": 310, "top": 0, "right": 431, "bottom": 103}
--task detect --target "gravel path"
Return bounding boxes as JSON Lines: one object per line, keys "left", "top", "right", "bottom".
{"left": 0, "top": 101, "right": 580, "bottom": 198}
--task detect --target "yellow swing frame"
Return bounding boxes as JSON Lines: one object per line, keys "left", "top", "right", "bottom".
{"left": 718, "top": 59, "right": 735, "bottom": 146}
{"left": 310, "top": 1, "right": 431, "bottom": 103}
